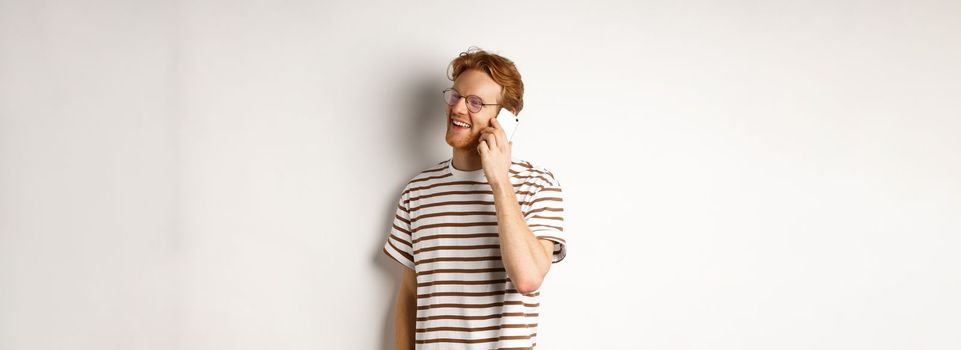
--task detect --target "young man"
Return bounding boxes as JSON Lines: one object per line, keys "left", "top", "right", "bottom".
{"left": 382, "top": 48, "right": 567, "bottom": 350}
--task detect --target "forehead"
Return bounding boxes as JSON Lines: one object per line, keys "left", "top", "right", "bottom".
{"left": 452, "top": 69, "right": 502, "bottom": 101}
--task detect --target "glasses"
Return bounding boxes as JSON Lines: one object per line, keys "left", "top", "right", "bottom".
{"left": 442, "top": 88, "right": 500, "bottom": 113}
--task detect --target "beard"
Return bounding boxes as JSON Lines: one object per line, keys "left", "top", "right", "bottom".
{"left": 445, "top": 110, "right": 480, "bottom": 150}
{"left": 445, "top": 124, "right": 479, "bottom": 150}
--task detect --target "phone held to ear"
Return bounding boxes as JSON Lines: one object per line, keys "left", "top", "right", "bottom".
{"left": 496, "top": 107, "right": 520, "bottom": 142}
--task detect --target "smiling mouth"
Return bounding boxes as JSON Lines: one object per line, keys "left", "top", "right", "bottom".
{"left": 451, "top": 119, "right": 472, "bottom": 129}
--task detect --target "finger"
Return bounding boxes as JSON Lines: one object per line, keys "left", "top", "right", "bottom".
{"left": 490, "top": 116, "right": 501, "bottom": 129}
{"left": 490, "top": 119, "right": 507, "bottom": 143}
{"left": 477, "top": 140, "right": 489, "bottom": 154}
{"left": 492, "top": 127, "right": 506, "bottom": 149}
{"left": 484, "top": 123, "right": 504, "bottom": 149}
{"left": 484, "top": 132, "right": 497, "bottom": 150}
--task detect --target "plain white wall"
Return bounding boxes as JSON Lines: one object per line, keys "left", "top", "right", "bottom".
{"left": 1, "top": 0, "right": 959, "bottom": 349}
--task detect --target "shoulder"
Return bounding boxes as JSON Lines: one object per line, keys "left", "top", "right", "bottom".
{"left": 410, "top": 159, "right": 450, "bottom": 180}
{"left": 511, "top": 158, "right": 561, "bottom": 187}
{"left": 400, "top": 159, "right": 452, "bottom": 191}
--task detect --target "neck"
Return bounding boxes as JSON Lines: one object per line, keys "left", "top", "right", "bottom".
{"left": 451, "top": 147, "right": 483, "bottom": 171}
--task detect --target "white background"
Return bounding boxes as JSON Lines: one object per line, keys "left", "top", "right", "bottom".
{"left": 1, "top": 0, "right": 959, "bottom": 349}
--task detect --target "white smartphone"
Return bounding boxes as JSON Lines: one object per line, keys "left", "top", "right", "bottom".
{"left": 496, "top": 107, "right": 520, "bottom": 142}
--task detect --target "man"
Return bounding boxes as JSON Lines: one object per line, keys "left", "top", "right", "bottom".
{"left": 382, "top": 48, "right": 566, "bottom": 350}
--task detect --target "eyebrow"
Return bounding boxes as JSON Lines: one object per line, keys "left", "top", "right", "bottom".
{"left": 450, "top": 87, "right": 494, "bottom": 103}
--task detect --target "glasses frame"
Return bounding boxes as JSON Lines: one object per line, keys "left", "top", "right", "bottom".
{"left": 442, "top": 88, "right": 500, "bottom": 114}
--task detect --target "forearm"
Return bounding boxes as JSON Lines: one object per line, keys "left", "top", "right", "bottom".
{"left": 492, "top": 181, "right": 552, "bottom": 293}
{"left": 393, "top": 273, "right": 416, "bottom": 350}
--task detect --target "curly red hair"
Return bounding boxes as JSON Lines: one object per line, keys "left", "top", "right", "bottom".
{"left": 447, "top": 47, "right": 525, "bottom": 115}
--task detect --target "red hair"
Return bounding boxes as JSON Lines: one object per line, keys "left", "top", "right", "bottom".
{"left": 447, "top": 47, "right": 525, "bottom": 115}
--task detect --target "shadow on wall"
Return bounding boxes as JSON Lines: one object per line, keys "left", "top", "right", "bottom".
{"left": 373, "top": 73, "right": 448, "bottom": 350}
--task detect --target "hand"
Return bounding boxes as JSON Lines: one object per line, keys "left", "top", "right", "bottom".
{"left": 477, "top": 116, "right": 513, "bottom": 187}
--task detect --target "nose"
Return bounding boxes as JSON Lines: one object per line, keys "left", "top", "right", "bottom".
{"left": 450, "top": 96, "right": 470, "bottom": 116}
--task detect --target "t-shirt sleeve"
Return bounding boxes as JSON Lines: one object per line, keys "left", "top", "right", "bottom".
{"left": 382, "top": 186, "right": 415, "bottom": 270}
{"left": 523, "top": 170, "right": 566, "bottom": 263}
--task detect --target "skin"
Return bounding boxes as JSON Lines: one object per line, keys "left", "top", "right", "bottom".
{"left": 394, "top": 69, "right": 554, "bottom": 350}
{"left": 393, "top": 267, "right": 416, "bottom": 350}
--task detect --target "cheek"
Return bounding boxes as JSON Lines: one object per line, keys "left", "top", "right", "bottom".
{"left": 479, "top": 119, "right": 492, "bottom": 130}
{"left": 472, "top": 115, "right": 491, "bottom": 128}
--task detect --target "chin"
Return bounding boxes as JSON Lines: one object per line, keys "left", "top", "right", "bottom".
{"left": 445, "top": 131, "right": 476, "bottom": 150}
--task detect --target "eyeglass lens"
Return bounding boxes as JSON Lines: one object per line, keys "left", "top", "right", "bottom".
{"left": 444, "top": 89, "right": 483, "bottom": 113}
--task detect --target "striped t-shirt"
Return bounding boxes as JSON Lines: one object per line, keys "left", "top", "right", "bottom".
{"left": 382, "top": 156, "right": 566, "bottom": 350}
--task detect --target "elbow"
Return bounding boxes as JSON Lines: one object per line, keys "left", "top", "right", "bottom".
{"left": 514, "top": 276, "right": 543, "bottom": 295}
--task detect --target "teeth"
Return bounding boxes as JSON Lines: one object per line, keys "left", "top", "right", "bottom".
{"left": 453, "top": 120, "right": 471, "bottom": 128}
